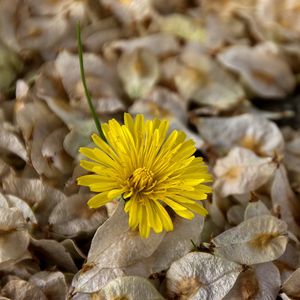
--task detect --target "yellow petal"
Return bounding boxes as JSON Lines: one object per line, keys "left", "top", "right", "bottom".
{"left": 107, "top": 189, "right": 123, "bottom": 199}
{"left": 182, "top": 202, "right": 208, "bottom": 216}
{"left": 153, "top": 202, "right": 173, "bottom": 232}
{"left": 87, "top": 192, "right": 111, "bottom": 208}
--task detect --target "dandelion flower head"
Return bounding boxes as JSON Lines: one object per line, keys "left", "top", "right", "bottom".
{"left": 77, "top": 113, "right": 212, "bottom": 238}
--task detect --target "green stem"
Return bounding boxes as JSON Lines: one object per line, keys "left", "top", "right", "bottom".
{"left": 76, "top": 23, "right": 107, "bottom": 143}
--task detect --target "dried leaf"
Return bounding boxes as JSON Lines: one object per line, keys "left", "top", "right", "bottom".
{"left": 0, "top": 125, "right": 28, "bottom": 162}
{"left": 30, "top": 238, "right": 78, "bottom": 273}
{"left": 213, "top": 215, "right": 288, "bottom": 265}
{"left": 41, "top": 127, "right": 73, "bottom": 175}
{"left": 227, "top": 204, "right": 245, "bottom": 226}
{"left": 194, "top": 114, "right": 284, "bottom": 157}
{"left": 166, "top": 252, "right": 242, "bottom": 299}
{"left": 1, "top": 279, "right": 47, "bottom": 300}
{"left": 5, "top": 194, "right": 37, "bottom": 225}
{"left": 159, "top": 14, "right": 205, "bottom": 42}
{"left": 49, "top": 194, "right": 107, "bottom": 238}
{"left": 271, "top": 165, "right": 300, "bottom": 237}
{"left": 223, "top": 262, "right": 281, "bottom": 300}
{"left": 213, "top": 147, "right": 276, "bottom": 197}
{"left": 118, "top": 48, "right": 159, "bottom": 99}
{"left": 72, "top": 204, "right": 164, "bottom": 293}
{"left": 0, "top": 207, "right": 30, "bottom": 264}
{"left": 95, "top": 276, "right": 164, "bottom": 300}
{"left": 100, "top": 0, "right": 153, "bottom": 24}
{"left": 244, "top": 200, "right": 271, "bottom": 220}
{"left": 133, "top": 214, "right": 205, "bottom": 276}
{"left": 218, "top": 43, "right": 296, "bottom": 98}
{"left": 29, "top": 271, "right": 67, "bottom": 300}
{"left": 104, "top": 33, "right": 180, "bottom": 59}
{"left": 55, "top": 51, "right": 124, "bottom": 115}
{"left": 281, "top": 268, "right": 300, "bottom": 299}
{"left": 3, "top": 175, "right": 67, "bottom": 225}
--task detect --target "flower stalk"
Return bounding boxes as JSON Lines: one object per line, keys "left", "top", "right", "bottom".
{"left": 76, "top": 23, "right": 107, "bottom": 143}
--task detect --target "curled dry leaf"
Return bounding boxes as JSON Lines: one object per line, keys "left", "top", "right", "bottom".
{"left": 213, "top": 215, "right": 288, "bottom": 265}
{"left": 284, "top": 131, "right": 300, "bottom": 173}
{"left": 205, "top": 194, "right": 227, "bottom": 229}
{"left": 0, "top": 158, "right": 13, "bottom": 181}
{"left": 194, "top": 113, "right": 284, "bottom": 157}
{"left": 55, "top": 51, "right": 124, "bottom": 115}
{"left": 244, "top": 200, "right": 271, "bottom": 220}
{"left": 30, "top": 238, "right": 78, "bottom": 273}
{"left": 128, "top": 214, "right": 205, "bottom": 276}
{"left": 0, "top": 124, "right": 28, "bottom": 162}
{"left": 41, "top": 127, "right": 73, "bottom": 175}
{"left": 0, "top": 0, "right": 90, "bottom": 58}
{"left": 271, "top": 165, "right": 300, "bottom": 237}
{"left": 158, "top": 14, "right": 205, "bottom": 42}
{"left": 15, "top": 97, "right": 65, "bottom": 178}
{"left": 72, "top": 204, "right": 164, "bottom": 293}
{"left": 29, "top": 271, "right": 67, "bottom": 300}
{"left": 129, "top": 88, "right": 205, "bottom": 148}
{"left": 94, "top": 276, "right": 164, "bottom": 300}
{"left": 100, "top": 0, "right": 153, "bottom": 24}
{"left": 218, "top": 43, "right": 296, "bottom": 98}
{"left": 223, "top": 262, "right": 281, "bottom": 300}
{"left": 118, "top": 48, "right": 160, "bottom": 99}
{"left": 2, "top": 175, "right": 67, "bottom": 225}
{"left": 256, "top": 0, "right": 300, "bottom": 41}
{"left": 274, "top": 241, "right": 300, "bottom": 283}
{"left": 5, "top": 194, "right": 37, "bottom": 225}
{"left": 1, "top": 279, "right": 47, "bottom": 300}
{"left": 0, "top": 207, "right": 30, "bottom": 264}
{"left": 49, "top": 194, "right": 108, "bottom": 238}
{"left": 178, "top": 49, "right": 245, "bottom": 112}
{"left": 130, "top": 87, "right": 188, "bottom": 124}
{"left": 103, "top": 33, "right": 180, "bottom": 60}
{"left": 0, "top": 258, "right": 40, "bottom": 282}
{"left": 213, "top": 147, "right": 276, "bottom": 197}
{"left": 166, "top": 252, "right": 242, "bottom": 300}
{"left": 227, "top": 204, "right": 245, "bottom": 226}
{"left": 0, "top": 41, "right": 23, "bottom": 97}
{"left": 281, "top": 268, "right": 300, "bottom": 299}
{"left": 63, "top": 120, "right": 97, "bottom": 158}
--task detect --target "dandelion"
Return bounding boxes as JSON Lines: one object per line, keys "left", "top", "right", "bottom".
{"left": 77, "top": 113, "right": 212, "bottom": 238}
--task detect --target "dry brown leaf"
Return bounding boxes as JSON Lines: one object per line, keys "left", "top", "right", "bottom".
{"left": 281, "top": 268, "right": 300, "bottom": 299}
{"left": 223, "top": 262, "right": 281, "bottom": 300}
{"left": 49, "top": 194, "right": 107, "bottom": 238}
{"left": 1, "top": 279, "right": 47, "bottom": 300}
{"left": 0, "top": 208, "right": 30, "bottom": 264}
{"left": 29, "top": 271, "right": 67, "bottom": 300}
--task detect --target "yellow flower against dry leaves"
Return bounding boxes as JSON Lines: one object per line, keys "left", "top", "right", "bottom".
{"left": 77, "top": 113, "right": 212, "bottom": 238}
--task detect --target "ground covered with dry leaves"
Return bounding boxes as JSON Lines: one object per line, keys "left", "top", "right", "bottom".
{"left": 1, "top": 0, "right": 300, "bottom": 299}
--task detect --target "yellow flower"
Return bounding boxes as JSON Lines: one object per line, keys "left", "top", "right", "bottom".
{"left": 77, "top": 113, "right": 212, "bottom": 238}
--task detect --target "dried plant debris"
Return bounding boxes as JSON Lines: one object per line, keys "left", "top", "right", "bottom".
{"left": 94, "top": 276, "right": 165, "bottom": 300}
{"left": 165, "top": 252, "right": 243, "bottom": 300}
{"left": 1, "top": 0, "right": 300, "bottom": 298}
{"left": 213, "top": 147, "right": 276, "bottom": 197}
{"left": 223, "top": 262, "right": 281, "bottom": 300}
{"left": 212, "top": 215, "right": 288, "bottom": 265}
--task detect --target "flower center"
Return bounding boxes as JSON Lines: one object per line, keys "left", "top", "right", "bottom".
{"left": 129, "top": 167, "right": 155, "bottom": 193}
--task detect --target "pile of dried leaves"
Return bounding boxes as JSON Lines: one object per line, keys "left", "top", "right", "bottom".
{"left": 1, "top": 0, "right": 300, "bottom": 299}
